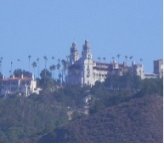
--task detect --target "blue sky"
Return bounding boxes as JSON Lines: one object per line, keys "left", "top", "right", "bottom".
{"left": 0, "top": 0, "right": 162, "bottom": 76}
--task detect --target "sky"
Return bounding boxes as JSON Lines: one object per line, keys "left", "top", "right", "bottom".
{"left": 0, "top": 0, "right": 163, "bottom": 76}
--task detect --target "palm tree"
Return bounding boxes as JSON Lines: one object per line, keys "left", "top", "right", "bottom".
{"left": 117, "top": 54, "right": 120, "bottom": 63}
{"left": 57, "top": 63, "right": 61, "bottom": 71}
{"left": 57, "top": 62, "right": 61, "bottom": 82}
{"left": 36, "top": 58, "right": 40, "bottom": 63}
{"left": 10, "top": 61, "right": 13, "bottom": 76}
{"left": 103, "top": 57, "right": 106, "bottom": 62}
{"left": 17, "top": 58, "right": 21, "bottom": 67}
{"left": 32, "top": 61, "right": 37, "bottom": 78}
{"left": 9, "top": 70, "right": 11, "bottom": 77}
{"left": 112, "top": 57, "right": 115, "bottom": 61}
{"left": 52, "top": 56, "right": 55, "bottom": 60}
{"left": 97, "top": 57, "right": 101, "bottom": 62}
{"left": 36, "top": 58, "right": 40, "bottom": 77}
{"left": 125, "top": 55, "right": 128, "bottom": 60}
{"left": 129, "top": 56, "right": 133, "bottom": 65}
{"left": 32, "top": 61, "right": 37, "bottom": 69}
{"left": 129, "top": 56, "right": 133, "bottom": 60}
{"left": 58, "top": 73, "right": 62, "bottom": 85}
{"left": 43, "top": 56, "right": 48, "bottom": 77}
{"left": 28, "top": 55, "right": 32, "bottom": 71}
{"left": 49, "top": 64, "right": 56, "bottom": 79}
{"left": 125, "top": 55, "right": 128, "bottom": 64}
{"left": 43, "top": 56, "right": 48, "bottom": 69}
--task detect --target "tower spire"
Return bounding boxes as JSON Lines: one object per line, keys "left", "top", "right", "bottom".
{"left": 70, "top": 42, "right": 79, "bottom": 64}
{"left": 82, "top": 40, "right": 92, "bottom": 59}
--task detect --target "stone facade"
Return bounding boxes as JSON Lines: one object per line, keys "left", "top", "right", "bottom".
{"left": 0, "top": 74, "right": 39, "bottom": 96}
{"left": 66, "top": 40, "right": 145, "bottom": 86}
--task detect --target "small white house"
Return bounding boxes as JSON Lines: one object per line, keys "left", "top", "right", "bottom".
{"left": 0, "top": 74, "right": 40, "bottom": 96}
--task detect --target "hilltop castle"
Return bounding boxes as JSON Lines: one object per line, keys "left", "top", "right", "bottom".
{"left": 0, "top": 40, "right": 162, "bottom": 96}
{"left": 66, "top": 40, "right": 146, "bottom": 86}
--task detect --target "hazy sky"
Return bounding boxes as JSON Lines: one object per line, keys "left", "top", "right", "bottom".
{"left": 0, "top": 0, "right": 162, "bottom": 76}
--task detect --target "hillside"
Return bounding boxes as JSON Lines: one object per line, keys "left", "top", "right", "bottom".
{"left": 0, "top": 74, "right": 162, "bottom": 142}
{"left": 39, "top": 95, "right": 163, "bottom": 143}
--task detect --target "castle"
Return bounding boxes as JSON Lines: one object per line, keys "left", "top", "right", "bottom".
{"left": 0, "top": 40, "right": 162, "bottom": 95}
{"left": 66, "top": 40, "right": 146, "bottom": 86}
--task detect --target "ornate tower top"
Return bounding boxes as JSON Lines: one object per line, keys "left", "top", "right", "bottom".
{"left": 72, "top": 42, "right": 76, "bottom": 46}
{"left": 70, "top": 42, "right": 79, "bottom": 64}
{"left": 70, "top": 42, "right": 77, "bottom": 52}
{"left": 82, "top": 40, "right": 92, "bottom": 60}
{"left": 83, "top": 40, "right": 90, "bottom": 50}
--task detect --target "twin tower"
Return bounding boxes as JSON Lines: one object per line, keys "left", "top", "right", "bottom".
{"left": 70, "top": 40, "right": 93, "bottom": 65}
{"left": 67, "top": 40, "right": 96, "bottom": 86}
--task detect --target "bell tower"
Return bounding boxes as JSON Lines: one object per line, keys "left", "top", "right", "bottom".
{"left": 70, "top": 42, "right": 79, "bottom": 64}
{"left": 81, "top": 40, "right": 94, "bottom": 86}
{"left": 82, "top": 40, "right": 93, "bottom": 60}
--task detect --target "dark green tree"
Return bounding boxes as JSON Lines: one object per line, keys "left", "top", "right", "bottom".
{"left": 13, "top": 69, "right": 32, "bottom": 78}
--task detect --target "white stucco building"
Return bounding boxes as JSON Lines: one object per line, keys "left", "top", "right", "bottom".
{"left": 66, "top": 40, "right": 145, "bottom": 86}
{"left": 0, "top": 74, "right": 40, "bottom": 96}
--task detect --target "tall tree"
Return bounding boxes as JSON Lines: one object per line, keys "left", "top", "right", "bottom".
{"left": 13, "top": 69, "right": 32, "bottom": 78}
{"left": 36, "top": 58, "right": 40, "bottom": 77}
{"left": 52, "top": 56, "right": 55, "bottom": 60}
{"left": 129, "top": 56, "right": 133, "bottom": 60}
{"left": 125, "top": 55, "right": 128, "bottom": 61}
{"left": 28, "top": 55, "right": 32, "bottom": 71}
{"left": 57, "top": 63, "right": 61, "bottom": 71}
{"left": 57, "top": 61, "right": 61, "bottom": 82}
{"left": 117, "top": 54, "right": 120, "bottom": 64}
{"left": 32, "top": 61, "right": 37, "bottom": 78}
{"left": 43, "top": 56, "right": 48, "bottom": 77}
{"left": 43, "top": 56, "right": 48, "bottom": 69}
{"left": 129, "top": 56, "right": 133, "bottom": 65}
{"left": 112, "top": 57, "right": 115, "bottom": 61}
{"left": 10, "top": 61, "right": 13, "bottom": 76}
{"left": 125, "top": 55, "right": 128, "bottom": 64}
{"left": 97, "top": 57, "right": 101, "bottom": 62}
{"left": 0, "top": 72, "right": 3, "bottom": 79}
{"left": 49, "top": 64, "right": 56, "bottom": 79}
{"left": 17, "top": 58, "right": 21, "bottom": 70}
{"left": 103, "top": 57, "right": 106, "bottom": 62}
{"left": 40, "top": 69, "right": 52, "bottom": 88}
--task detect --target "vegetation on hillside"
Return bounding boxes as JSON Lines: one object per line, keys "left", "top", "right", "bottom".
{"left": 0, "top": 67, "right": 162, "bottom": 142}
{"left": 40, "top": 95, "right": 162, "bottom": 143}
{"left": 89, "top": 74, "right": 162, "bottom": 114}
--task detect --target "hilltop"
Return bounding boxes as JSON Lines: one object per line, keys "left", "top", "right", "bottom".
{"left": 0, "top": 71, "right": 162, "bottom": 142}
